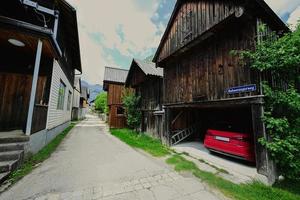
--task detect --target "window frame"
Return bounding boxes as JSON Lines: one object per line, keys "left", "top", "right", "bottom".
{"left": 67, "top": 90, "right": 72, "bottom": 111}
{"left": 116, "top": 106, "right": 125, "bottom": 116}
{"left": 57, "top": 80, "right": 66, "bottom": 110}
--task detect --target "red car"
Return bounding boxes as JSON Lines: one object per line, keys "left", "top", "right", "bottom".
{"left": 204, "top": 122, "right": 255, "bottom": 162}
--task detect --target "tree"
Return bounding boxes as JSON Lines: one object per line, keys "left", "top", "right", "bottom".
{"left": 94, "top": 92, "right": 108, "bottom": 114}
{"left": 122, "top": 89, "right": 141, "bottom": 131}
{"left": 236, "top": 24, "right": 300, "bottom": 179}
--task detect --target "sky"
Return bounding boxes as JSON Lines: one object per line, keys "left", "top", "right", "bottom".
{"left": 66, "top": 0, "right": 300, "bottom": 85}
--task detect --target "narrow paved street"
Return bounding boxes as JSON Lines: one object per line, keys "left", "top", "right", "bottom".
{"left": 0, "top": 115, "right": 224, "bottom": 200}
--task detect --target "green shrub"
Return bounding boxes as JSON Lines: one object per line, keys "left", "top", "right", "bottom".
{"left": 122, "top": 89, "right": 142, "bottom": 131}
{"left": 236, "top": 24, "right": 300, "bottom": 179}
{"left": 95, "top": 92, "right": 108, "bottom": 113}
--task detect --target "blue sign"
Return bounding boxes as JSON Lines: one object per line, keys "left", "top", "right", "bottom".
{"left": 226, "top": 84, "right": 257, "bottom": 94}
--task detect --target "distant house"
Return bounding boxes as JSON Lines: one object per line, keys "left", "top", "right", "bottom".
{"left": 80, "top": 85, "right": 90, "bottom": 118}
{"left": 72, "top": 77, "right": 81, "bottom": 120}
{"left": 71, "top": 78, "right": 89, "bottom": 120}
{"left": 0, "top": 0, "right": 81, "bottom": 181}
{"left": 125, "top": 59, "right": 164, "bottom": 139}
{"left": 103, "top": 67, "right": 128, "bottom": 128}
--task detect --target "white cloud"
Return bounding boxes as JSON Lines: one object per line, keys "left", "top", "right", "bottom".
{"left": 265, "top": 0, "right": 300, "bottom": 17}
{"left": 67, "top": 0, "right": 300, "bottom": 84}
{"left": 66, "top": 0, "right": 163, "bottom": 84}
{"left": 287, "top": 6, "right": 300, "bottom": 29}
{"left": 78, "top": 30, "right": 117, "bottom": 84}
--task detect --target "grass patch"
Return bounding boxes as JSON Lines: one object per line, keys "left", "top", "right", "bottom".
{"left": 111, "top": 128, "right": 299, "bottom": 200}
{"left": 274, "top": 179, "right": 300, "bottom": 196}
{"left": 167, "top": 154, "right": 300, "bottom": 200}
{"left": 198, "top": 158, "right": 229, "bottom": 174}
{"left": 110, "top": 129, "right": 171, "bottom": 157}
{"left": 8, "top": 122, "right": 77, "bottom": 184}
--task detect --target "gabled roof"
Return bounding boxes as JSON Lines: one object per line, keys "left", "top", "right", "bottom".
{"left": 103, "top": 66, "right": 128, "bottom": 84}
{"left": 153, "top": 0, "right": 289, "bottom": 63}
{"left": 133, "top": 59, "right": 163, "bottom": 77}
{"left": 125, "top": 59, "right": 163, "bottom": 87}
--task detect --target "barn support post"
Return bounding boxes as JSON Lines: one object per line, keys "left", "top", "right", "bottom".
{"left": 251, "top": 103, "right": 277, "bottom": 184}
{"left": 163, "top": 107, "right": 172, "bottom": 146}
{"left": 26, "top": 39, "right": 43, "bottom": 135}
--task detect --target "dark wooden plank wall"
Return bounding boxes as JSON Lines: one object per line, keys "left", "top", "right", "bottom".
{"left": 106, "top": 83, "right": 128, "bottom": 128}
{"left": 31, "top": 105, "right": 48, "bottom": 134}
{"left": 158, "top": 0, "right": 242, "bottom": 62}
{"left": 163, "top": 19, "right": 258, "bottom": 104}
{"left": 107, "top": 84, "right": 125, "bottom": 106}
{"left": 108, "top": 105, "right": 127, "bottom": 128}
{"left": 0, "top": 73, "right": 47, "bottom": 131}
{"left": 139, "top": 78, "right": 163, "bottom": 111}
{"left": 129, "top": 66, "right": 146, "bottom": 87}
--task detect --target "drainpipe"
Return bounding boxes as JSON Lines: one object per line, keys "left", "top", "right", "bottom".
{"left": 26, "top": 39, "right": 43, "bottom": 135}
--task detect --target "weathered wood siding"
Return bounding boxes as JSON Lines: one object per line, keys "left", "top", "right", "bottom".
{"left": 163, "top": 19, "right": 257, "bottom": 104}
{"left": 31, "top": 105, "right": 48, "bottom": 133}
{"left": 129, "top": 67, "right": 145, "bottom": 87}
{"left": 47, "top": 60, "right": 73, "bottom": 130}
{"left": 107, "top": 84, "right": 125, "bottom": 106}
{"left": 127, "top": 67, "right": 163, "bottom": 136}
{"left": 106, "top": 83, "right": 127, "bottom": 128}
{"left": 138, "top": 78, "right": 163, "bottom": 111}
{"left": 108, "top": 105, "right": 127, "bottom": 128}
{"left": 157, "top": 0, "right": 243, "bottom": 62}
{"left": 0, "top": 73, "right": 47, "bottom": 131}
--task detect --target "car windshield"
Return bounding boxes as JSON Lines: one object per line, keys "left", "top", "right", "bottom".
{"left": 211, "top": 122, "right": 247, "bottom": 133}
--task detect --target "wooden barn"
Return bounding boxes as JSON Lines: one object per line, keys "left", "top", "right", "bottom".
{"left": 153, "top": 0, "right": 288, "bottom": 182}
{"left": 103, "top": 67, "right": 128, "bottom": 128}
{"left": 125, "top": 59, "right": 164, "bottom": 139}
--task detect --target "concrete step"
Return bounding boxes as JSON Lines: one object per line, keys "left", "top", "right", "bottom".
{"left": 0, "top": 160, "right": 19, "bottom": 173}
{"left": 0, "top": 136, "right": 29, "bottom": 144}
{"left": 0, "top": 143, "right": 25, "bottom": 152}
{"left": 0, "top": 150, "right": 23, "bottom": 161}
{"left": 0, "top": 172, "right": 10, "bottom": 184}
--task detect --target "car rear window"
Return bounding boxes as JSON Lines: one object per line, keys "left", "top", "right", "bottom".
{"left": 211, "top": 122, "right": 248, "bottom": 133}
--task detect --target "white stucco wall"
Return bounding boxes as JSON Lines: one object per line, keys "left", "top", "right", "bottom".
{"left": 47, "top": 59, "right": 73, "bottom": 130}
{"left": 72, "top": 89, "right": 80, "bottom": 108}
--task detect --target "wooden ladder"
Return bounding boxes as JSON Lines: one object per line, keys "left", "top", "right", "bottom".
{"left": 171, "top": 125, "right": 196, "bottom": 145}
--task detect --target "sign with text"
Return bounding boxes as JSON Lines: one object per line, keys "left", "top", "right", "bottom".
{"left": 226, "top": 84, "right": 257, "bottom": 95}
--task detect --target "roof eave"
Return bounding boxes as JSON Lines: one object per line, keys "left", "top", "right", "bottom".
{"left": 153, "top": 0, "right": 290, "bottom": 63}
{"left": 153, "top": 0, "right": 182, "bottom": 63}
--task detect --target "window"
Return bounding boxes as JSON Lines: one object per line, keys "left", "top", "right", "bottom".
{"left": 116, "top": 107, "right": 125, "bottom": 116}
{"left": 67, "top": 91, "right": 72, "bottom": 111}
{"left": 57, "top": 80, "right": 66, "bottom": 110}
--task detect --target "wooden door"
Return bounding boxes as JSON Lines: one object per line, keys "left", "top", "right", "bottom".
{"left": 0, "top": 73, "right": 47, "bottom": 132}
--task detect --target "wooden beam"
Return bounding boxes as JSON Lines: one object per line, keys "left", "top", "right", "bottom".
{"left": 164, "top": 96, "right": 264, "bottom": 109}
{"left": 163, "top": 108, "right": 172, "bottom": 146}
{"left": 26, "top": 39, "right": 43, "bottom": 135}
{"left": 251, "top": 104, "right": 277, "bottom": 184}
{"left": 171, "top": 110, "right": 184, "bottom": 126}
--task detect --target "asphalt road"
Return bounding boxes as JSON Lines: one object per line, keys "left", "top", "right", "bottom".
{"left": 0, "top": 114, "right": 224, "bottom": 200}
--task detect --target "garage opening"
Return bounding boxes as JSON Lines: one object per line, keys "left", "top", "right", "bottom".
{"left": 169, "top": 106, "right": 257, "bottom": 167}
